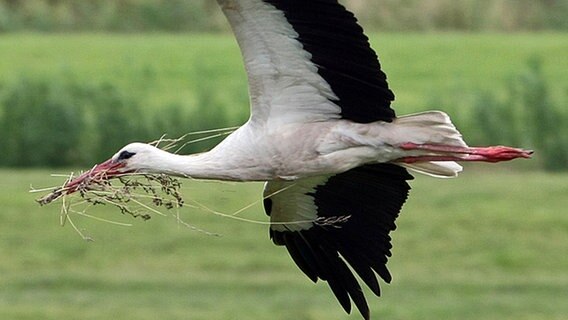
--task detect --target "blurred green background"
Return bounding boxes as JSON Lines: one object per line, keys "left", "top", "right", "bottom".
{"left": 0, "top": 1, "right": 567, "bottom": 319}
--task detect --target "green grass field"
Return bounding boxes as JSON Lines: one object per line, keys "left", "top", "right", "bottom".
{"left": 1, "top": 32, "right": 567, "bottom": 117}
{"left": 1, "top": 169, "right": 567, "bottom": 320}
{"left": 0, "top": 32, "right": 567, "bottom": 319}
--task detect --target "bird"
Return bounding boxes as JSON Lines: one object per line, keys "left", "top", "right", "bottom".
{"left": 62, "top": 0, "right": 532, "bottom": 319}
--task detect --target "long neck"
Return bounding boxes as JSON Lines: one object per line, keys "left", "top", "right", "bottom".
{"left": 145, "top": 148, "right": 268, "bottom": 182}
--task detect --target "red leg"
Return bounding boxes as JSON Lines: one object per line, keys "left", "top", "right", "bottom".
{"left": 398, "top": 143, "right": 533, "bottom": 163}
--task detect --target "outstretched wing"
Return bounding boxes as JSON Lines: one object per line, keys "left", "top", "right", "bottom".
{"left": 263, "top": 164, "right": 413, "bottom": 319}
{"left": 218, "top": 0, "right": 396, "bottom": 126}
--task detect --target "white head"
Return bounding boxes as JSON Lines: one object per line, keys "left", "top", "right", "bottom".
{"left": 109, "top": 142, "right": 168, "bottom": 174}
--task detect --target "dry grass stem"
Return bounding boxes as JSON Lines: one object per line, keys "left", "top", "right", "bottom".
{"left": 35, "top": 171, "right": 183, "bottom": 208}
{"left": 33, "top": 170, "right": 188, "bottom": 239}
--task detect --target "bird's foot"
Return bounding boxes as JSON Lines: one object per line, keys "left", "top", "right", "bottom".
{"left": 397, "top": 143, "right": 533, "bottom": 163}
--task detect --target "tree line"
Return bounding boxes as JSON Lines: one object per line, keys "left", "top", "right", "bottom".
{"left": 0, "top": 58, "right": 566, "bottom": 170}
{"left": 0, "top": 0, "right": 567, "bottom": 32}
{"left": 0, "top": 74, "right": 240, "bottom": 167}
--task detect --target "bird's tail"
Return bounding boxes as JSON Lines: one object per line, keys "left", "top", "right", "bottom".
{"left": 391, "top": 111, "right": 467, "bottom": 178}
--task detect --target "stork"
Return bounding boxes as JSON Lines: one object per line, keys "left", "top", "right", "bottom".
{"left": 62, "top": 1, "right": 532, "bottom": 319}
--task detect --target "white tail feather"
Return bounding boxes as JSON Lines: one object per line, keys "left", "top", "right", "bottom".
{"left": 401, "top": 161, "right": 463, "bottom": 178}
{"left": 391, "top": 111, "right": 467, "bottom": 178}
{"left": 393, "top": 111, "right": 467, "bottom": 147}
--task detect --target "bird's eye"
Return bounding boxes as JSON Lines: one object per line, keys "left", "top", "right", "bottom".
{"left": 117, "top": 150, "right": 136, "bottom": 161}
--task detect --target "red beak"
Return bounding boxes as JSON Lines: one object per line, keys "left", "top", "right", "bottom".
{"left": 64, "top": 158, "right": 127, "bottom": 194}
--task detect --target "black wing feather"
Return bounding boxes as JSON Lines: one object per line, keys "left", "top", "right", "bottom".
{"left": 264, "top": 0, "right": 396, "bottom": 123}
{"left": 283, "top": 233, "right": 319, "bottom": 282}
{"left": 266, "top": 164, "right": 413, "bottom": 319}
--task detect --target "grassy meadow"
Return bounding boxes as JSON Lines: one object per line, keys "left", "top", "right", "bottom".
{"left": 0, "top": 32, "right": 567, "bottom": 319}
{"left": 1, "top": 33, "right": 567, "bottom": 115}
{"left": 1, "top": 169, "right": 567, "bottom": 320}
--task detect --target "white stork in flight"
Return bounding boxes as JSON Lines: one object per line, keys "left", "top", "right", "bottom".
{"left": 63, "top": 0, "right": 532, "bottom": 318}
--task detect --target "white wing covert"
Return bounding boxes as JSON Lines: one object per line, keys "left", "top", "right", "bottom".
{"left": 218, "top": 0, "right": 396, "bottom": 127}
